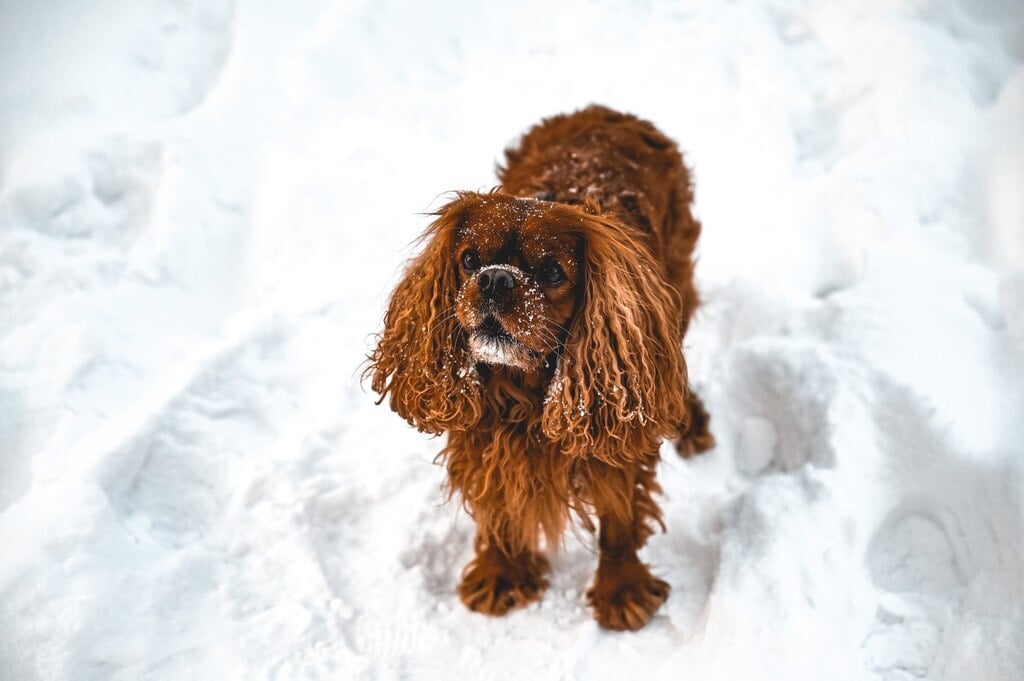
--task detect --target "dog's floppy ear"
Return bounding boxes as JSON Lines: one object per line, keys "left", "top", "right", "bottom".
{"left": 368, "top": 193, "right": 483, "bottom": 434}
{"left": 542, "top": 212, "right": 687, "bottom": 462}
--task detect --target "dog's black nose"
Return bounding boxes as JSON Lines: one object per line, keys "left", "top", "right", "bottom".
{"left": 478, "top": 267, "right": 516, "bottom": 301}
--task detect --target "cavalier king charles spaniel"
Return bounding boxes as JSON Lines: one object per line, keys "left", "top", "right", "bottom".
{"left": 369, "top": 105, "right": 714, "bottom": 631}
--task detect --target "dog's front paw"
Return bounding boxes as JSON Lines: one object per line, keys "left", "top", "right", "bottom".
{"left": 457, "top": 547, "right": 550, "bottom": 616}
{"left": 586, "top": 559, "right": 669, "bottom": 631}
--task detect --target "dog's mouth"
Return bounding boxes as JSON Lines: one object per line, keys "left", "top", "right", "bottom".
{"left": 468, "top": 315, "right": 542, "bottom": 370}
{"left": 477, "top": 316, "right": 514, "bottom": 341}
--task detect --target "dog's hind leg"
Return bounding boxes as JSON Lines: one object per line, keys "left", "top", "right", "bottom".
{"left": 675, "top": 390, "right": 715, "bottom": 458}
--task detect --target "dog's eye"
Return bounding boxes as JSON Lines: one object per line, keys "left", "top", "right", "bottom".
{"left": 461, "top": 249, "right": 481, "bottom": 271}
{"left": 537, "top": 260, "right": 565, "bottom": 286}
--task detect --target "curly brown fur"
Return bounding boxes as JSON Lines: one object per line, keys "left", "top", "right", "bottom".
{"left": 369, "top": 105, "right": 714, "bottom": 630}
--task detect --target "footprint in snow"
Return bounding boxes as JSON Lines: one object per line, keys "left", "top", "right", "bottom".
{"left": 862, "top": 508, "right": 965, "bottom": 680}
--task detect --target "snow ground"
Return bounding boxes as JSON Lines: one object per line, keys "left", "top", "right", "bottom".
{"left": 1, "top": 0, "right": 1022, "bottom": 679}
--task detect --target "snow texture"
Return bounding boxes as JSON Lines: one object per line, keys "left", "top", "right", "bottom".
{"left": 1, "top": 1, "right": 1022, "bottom": 679}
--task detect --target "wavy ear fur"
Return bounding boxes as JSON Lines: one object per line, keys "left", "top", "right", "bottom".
{"left": 368, "top": 195, "right": 482, "bottom": 434}
{"left": 542, "top": 213, "right": 688, "bottom": 462}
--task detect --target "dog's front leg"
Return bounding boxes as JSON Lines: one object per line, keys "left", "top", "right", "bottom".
{"left": 585, "top": 457, "right": 670, "bottom": 631}
{"left": 456, "top": 521, "right": 551, "bottom": 616}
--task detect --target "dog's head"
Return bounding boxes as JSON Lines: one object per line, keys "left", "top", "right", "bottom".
{"left": 369, "top": 191, "right": 686, "bottom": 458}
{"left": 453, "top": 195, "right": 580, "bottom": 373}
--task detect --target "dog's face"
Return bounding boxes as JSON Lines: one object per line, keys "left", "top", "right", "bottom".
{"left": 452, "top": 197, "right": 581, "bottom": 371}
{"left": 369, "top": 190, "right": 687, "bottom": 457}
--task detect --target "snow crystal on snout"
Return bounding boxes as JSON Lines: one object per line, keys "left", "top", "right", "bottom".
{"left": 480, "top": 263, "right": 526, "bottom": 278}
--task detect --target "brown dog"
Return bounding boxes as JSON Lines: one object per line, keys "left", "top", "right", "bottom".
{"left": 370, "top": 105, "right": 713, "bottom": 630}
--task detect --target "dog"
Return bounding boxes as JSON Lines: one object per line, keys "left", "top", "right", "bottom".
{"left": 369, "top": 105, "right": 713, "bottom": 630}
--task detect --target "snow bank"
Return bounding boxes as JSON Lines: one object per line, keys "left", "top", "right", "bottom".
{"left": 1, "top": 1, "right": 1021, "bottom": 679}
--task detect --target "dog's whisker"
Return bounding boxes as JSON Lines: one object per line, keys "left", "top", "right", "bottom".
{"left": 424, "top": 307, "right": 459, "bottom": 337}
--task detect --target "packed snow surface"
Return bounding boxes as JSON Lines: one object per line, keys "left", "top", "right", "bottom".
{"left": 1, "top": 1, "right": 1022, "bottom": 679}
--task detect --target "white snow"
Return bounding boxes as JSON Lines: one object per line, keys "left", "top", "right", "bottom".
{"left": 1, "top": 1, "right": 1022, "bottom": 679}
